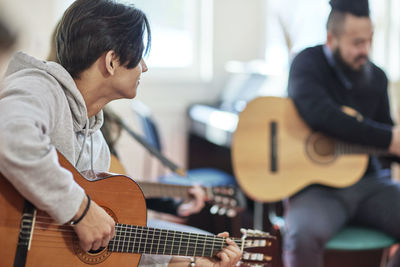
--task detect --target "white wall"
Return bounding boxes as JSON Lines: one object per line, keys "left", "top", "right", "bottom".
{"left": 213, "top": 0, "right": 266, "bottom": 93}
{"left": 0, "top": 0, "right": 70, "bottom": 60}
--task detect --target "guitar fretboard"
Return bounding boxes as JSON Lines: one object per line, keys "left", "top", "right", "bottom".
{"left": 336, "top": 142, "right": 388, "bottom": 156}
{"left": 140, "top": 182, "right": 207, "bottom": 199}
{"left": 108, "top": 224, "right": 238, "bottom": 256}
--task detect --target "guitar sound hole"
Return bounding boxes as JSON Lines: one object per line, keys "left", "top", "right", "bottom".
{"left": 313, "top": 138, "right": 335, "bottom": 156}
{"left": 306, "top": 133, "right": 337, "bottom": 164}
{"left": 89, "top": 247, "right": 106, "bottom": 255}
{"left": 73, "top": 206, "right": 116, "bottom": 264}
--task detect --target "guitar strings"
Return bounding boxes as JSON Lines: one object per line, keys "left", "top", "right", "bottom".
{"left": 30, "top": 228, "right": 240, "bottom": 249}
{"left": 28, "top": 233, "right": 242, "bottom": 256}
{"left": 27, "top": 229, "right": 230, "bottom": 256}
{"left": 33, "top": 220, "right": 228, "bottom": 242}
{"left": 25, "top": 238, "right": 228, "bottom": 258}
{"left": 32, "top": 216, "right": 245, "bottom": 243}
{"left": 25, "top": 221, "right": 270, "bottom": 258}
{"left": 30, "top": 226, "right": 238, "bottom": 246}
{"left": 30, "top": 218, "right": 246, "bottom": 247}
{"left": 28, "top": 216, "right": 273, "bottom": 255}
{"left": 21, "top": 238, "right": 270, "bottom": 266}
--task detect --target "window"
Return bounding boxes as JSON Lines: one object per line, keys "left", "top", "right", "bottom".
{"left": 126, "top": 0, "right": 213, "bottom": 82}
{"left": 264, "top": 0, "right": 331, "bottom": 74}
{"left": 370, "top": 0, "right": 400, "bottom": 81}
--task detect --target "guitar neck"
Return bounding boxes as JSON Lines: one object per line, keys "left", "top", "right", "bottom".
{"left": 109, "top": 224, "right": 238, "bottom": 257}
{"left": 139, "top": 182, "right": 210, "bottom": 200}
{"left": 336, "top": 142, "right": 389, "bottom": 156}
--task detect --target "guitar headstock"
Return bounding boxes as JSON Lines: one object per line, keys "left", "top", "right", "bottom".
{"left": 239, "top": 229, "right": 277, "bottom": 267}
{"left": 207, "top": 186, "right": 246, "bottom": 217}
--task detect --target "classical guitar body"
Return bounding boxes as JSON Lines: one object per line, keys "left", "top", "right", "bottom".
{"left": 0, "top": 176, "right": 25, "bottom": 267}
{"left": 232, "top": 96, "right": 368, "bottom": 202}
{"left": 0, "top": 154, "right": 146, "bottom": 267}
{"left": 1, "top": 153, "right": 277, "bottom": 267}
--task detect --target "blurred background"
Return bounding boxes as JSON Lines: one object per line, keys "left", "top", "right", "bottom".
{"left": 1, "top": 0, "right": 400, "bottom": 182}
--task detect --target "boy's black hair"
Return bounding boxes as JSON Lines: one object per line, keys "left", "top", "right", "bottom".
{"left": 56, "top": 0, "right": 151, "bottom": 78}
{"left": 0, "top": 18, "right": 16, "bottom": 50}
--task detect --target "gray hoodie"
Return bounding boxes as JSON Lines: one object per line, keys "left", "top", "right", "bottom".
{"left": 0, "top": 52, "right": 172, "bottom": 266}
{"left": 0, "top": 52, "right": 110, "bottom": 224}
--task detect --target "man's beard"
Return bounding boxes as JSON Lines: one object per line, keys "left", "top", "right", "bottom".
{"left": 333, "top": 47, "right": 371, "bottom": 87}
{"left": 333, "top": 47, "right": 368, "bottom": 74}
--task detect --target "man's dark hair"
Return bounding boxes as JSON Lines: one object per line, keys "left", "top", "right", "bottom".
{"left": 56, "top": 0, "right": 151, "bottom": 78}
{"left": 327, "top": 0, "right": 371, "bottom": 38}
{"left": 0, "top": 18, "right": 16, "bottom": 51}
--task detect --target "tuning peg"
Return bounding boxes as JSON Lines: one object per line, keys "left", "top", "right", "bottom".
{"left": 226, "top": 208, "right": 237, "bottom": 218}
{"left": 250, "top": 253, "right": 264, "bottom": 261}
{"left": 257, "top": 231, "right": 272, "bottom": 237}
{"left": 255, "top": 230, "right": 266, "bottom": 236}
{"left": 227, "top": 187, "right": 235, "bottom": 196}
{"left": 247, "top": 229, "right": 256, "bottom": 236}
{"left": 222, "top": 197, "right": 230, "bottom": 205}
{"left": 218, "top": 207, "right": 227, "bottom": 216}
{"left": 214, "top": 187, "right": 222, "bottom": 194}
{"left": 242, "top": 253, "right": 250, "bottom": 260}
{"left": 210, "top": 205, "right": 219, "bottom": 215}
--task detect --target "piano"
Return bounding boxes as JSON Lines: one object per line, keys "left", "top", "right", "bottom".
{"left": 187, "top": 60, "right": 287, "bottom": 168}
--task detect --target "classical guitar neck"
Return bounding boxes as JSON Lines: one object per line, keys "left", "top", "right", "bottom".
{"left": 108, "top": 224, "right": 276, "bottom": 262}
{"left": 335, "top": 141, "right": 389, "bottom": 156}
{"left": 139, "top": 181, "right": 205, "bottom": 199}
{"left": 109, "top": 224, "right": 227, "bottom": 257}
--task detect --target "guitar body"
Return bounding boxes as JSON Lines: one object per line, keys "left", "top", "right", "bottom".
{"left": 0, "top": 176, "right": 25, "bottom": 267}
{"left": 109, "top": 154, "right": 128, "bottom": 175}
{"left": 1, "top": 152, "right": 277, "bottom": 266}
{"left": 0, "top": 154, "right": 147, "bottom": 267}
{"left": 232, "top": 96, "right": 368, "bottom": 202}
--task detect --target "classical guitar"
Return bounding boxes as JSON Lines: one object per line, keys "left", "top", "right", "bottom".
{"left": 110, "top": 154, "right": 245, "bottom": 217}
{"left": 232, "top": 96, "right": 387, "bottom": 202}
{"left": 0, "top": 151, "right": 276, "bottom": 267}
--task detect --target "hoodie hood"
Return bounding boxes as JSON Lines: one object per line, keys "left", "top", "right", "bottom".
{"left": 0, "top": 52, "right": 111, "bottom": 224}
{"left": 5, "top": 52, "right": 103, "bottom": 135}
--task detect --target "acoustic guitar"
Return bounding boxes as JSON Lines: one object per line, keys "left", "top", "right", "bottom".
{"left": 0, "top": 151, "right": 276, "bottom": 267}
{"left": 232, "top": 96, "right": 387, "bottom": 202}
{"left": 110, "top": 155, "right": 245, "bottom": 217}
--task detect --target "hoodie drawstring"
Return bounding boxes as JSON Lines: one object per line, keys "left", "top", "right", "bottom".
{"left": 75, "top": 118, "right": 93, "bottom": 172}
{"left": 90, "top": 134, "right": 94, "bottom": 172}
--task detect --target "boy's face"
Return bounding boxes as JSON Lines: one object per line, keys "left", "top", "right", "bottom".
{"left": 111, "top": 59, "right": 148, "bottom": 99}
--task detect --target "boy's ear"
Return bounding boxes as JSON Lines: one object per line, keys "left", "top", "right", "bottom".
{"left": 105, "top": 50, "right": 117, "bottom": 75}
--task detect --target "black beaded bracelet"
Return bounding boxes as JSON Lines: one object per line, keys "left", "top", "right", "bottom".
{"left": 70, "top": 194, "right": 91, "bottom": 225}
